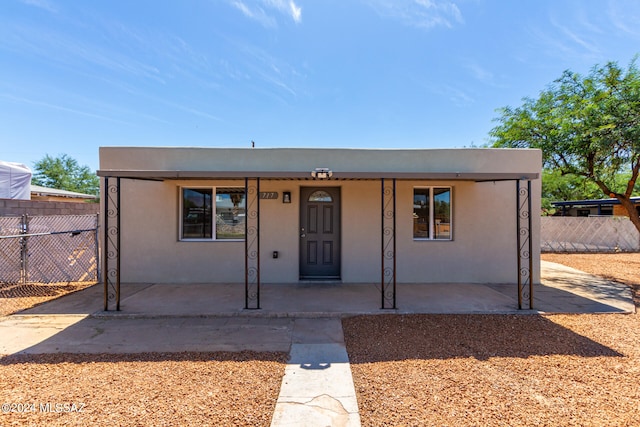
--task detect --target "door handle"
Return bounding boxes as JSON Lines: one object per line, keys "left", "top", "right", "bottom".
{"left": 300, "top": 228, "right": 306, "bottom": 238}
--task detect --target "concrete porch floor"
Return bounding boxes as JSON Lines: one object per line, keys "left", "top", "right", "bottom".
{"left": 20, "top": 261, "right": 635, "bottom": 318}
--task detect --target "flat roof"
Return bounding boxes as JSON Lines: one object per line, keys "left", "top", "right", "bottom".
{"left": 98, "top": 147, "right": 540, "bottom": 181}
{"left": 96, "top": 169, "right": 538, "bottom": 181}
{"left": 552, "top": 197, "right": 640, "bottom": 207}
{"left": 31, "top": 184, "right": 97, "bottom": 199}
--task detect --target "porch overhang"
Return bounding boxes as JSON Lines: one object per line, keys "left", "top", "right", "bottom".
{"left": 97, "top": 169, "right": 538, "bottom": 182}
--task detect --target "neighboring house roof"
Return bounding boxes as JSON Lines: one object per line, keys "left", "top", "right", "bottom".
{"left": 30, "top": 184, "right": 97, "bottom": 200}
{"left": 551, "top": 197, "right": 640, "bottom": 207}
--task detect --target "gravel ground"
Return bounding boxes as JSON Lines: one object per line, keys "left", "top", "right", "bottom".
{"left": 0, "top": 352, "right": 287, "bottom": 427}
{"left": 344, "top": 253, "right": 640, "bottom": 427}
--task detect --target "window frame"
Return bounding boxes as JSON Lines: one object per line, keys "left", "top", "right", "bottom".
{"left": 413, "top": 186, "right": 453, "bottom": 241}
{"left": 179, "top": 186, "right": 246, "bottom": 242}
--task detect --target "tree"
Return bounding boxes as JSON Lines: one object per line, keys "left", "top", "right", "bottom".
{"left": 540, "top": 168, "right": 600, "bottom": 215}
{"left": 491, "top": 58, "right": 640, "bottom": 232}
{"left": 32, "top": 154, "right": 100, "bottom": 196}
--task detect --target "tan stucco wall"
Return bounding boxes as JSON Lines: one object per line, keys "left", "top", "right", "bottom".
{"left": 101, "top": 148, "right": 541, "bottom": 285}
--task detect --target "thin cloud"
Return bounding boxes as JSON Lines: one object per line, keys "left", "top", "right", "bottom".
{"left": 365, "top": 0, "right": 464, "bottom": 30}
{"left": 462, "top": 60, "right": 510, "bottom": 90}
{"left": 1, "top": 93, "right": 134, "bottom": 125}
{"left": 526, "top": 13, "right": 602, "bottom": 63}
{"left": 267, "top": 0, "right": 302, "bottom": 23}
{"left": 418, "top": 80, "right": 474, "bottom": 107}
{"left": 230, "top": 39, "right": 302, "bottom": 99}
{"left": 608, "top": 0, "right": 640, "bottom": 38}
{"left": 101, "top": 20, "right": 212, "bottom": 75}
{"left": 1, "top": 23, "right": 166, "bottom": 84}
{"left": 465, "top": 62, "right": 493, "bottom": 83}
{"left": 20, "top": 0, "right": 57, "bottom": 13}
{"left": 550, "top": 17, "right": 600, "bottom": 57}
{"left": 230, "top": 1, "right": 277, "bottom": 28}
{"left": 229, "top": 0, "right": 302, "bottom": 28}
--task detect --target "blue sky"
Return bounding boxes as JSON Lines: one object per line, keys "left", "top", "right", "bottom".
{"left": 1, "top": 0, "right": 639, "bottom": 173}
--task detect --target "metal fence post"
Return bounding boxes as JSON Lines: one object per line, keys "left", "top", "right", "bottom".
{"left": 95, "top": 213, "right": 101, "bottom": 284}
{"left": 20, "top": 214, "right": 29, "bottom": 285}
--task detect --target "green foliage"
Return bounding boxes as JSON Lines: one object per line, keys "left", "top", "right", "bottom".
{"left": 32, "top": 154, "right": 99, "bottom": 196}
{"left": 540, "top": 169, "right": 599, "bottom": 215}
{"left": 542, "top": 168, "right": 600, "bottom": 201}
{"left": 490, "top": 57, "right": 640, "bottom": 228}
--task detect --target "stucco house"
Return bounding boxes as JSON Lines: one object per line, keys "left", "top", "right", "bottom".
{"left": 98, "top": 147, "right": 541, "bottom": 311}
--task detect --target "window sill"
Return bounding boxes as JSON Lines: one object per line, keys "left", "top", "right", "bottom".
{"left": 179, "top": 239, "right": 245, "bottom": 242}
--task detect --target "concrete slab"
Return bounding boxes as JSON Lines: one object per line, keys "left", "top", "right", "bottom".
{"left": 291, "top": 318, "right": 346, "bottom": 344}
{"left": 271, "top": 319, "right": 361, "bottom": 427}
{"left": 539, "top": 261, "right": 635, "bottom": 313}
{"left": 2, "top": 260, "right": 634, "bottom": 356}
{"left": 0, "top": 315, "right": 89, "bottom": 354}
{"left": 12, "top": 261, "right": 635, "bottom": 320}
{"left": 0, "top": 316, "right": 294, "bottom": 354}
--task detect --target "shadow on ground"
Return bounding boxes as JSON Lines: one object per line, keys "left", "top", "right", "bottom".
{"left": 0, "top": 350, "right": 288, "bottom": 365}
{"left": 342, "top": 314, "right": 624, "bottom": 363}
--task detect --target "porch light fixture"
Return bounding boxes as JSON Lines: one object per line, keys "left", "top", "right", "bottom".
{"left": 311, "top": 168, "right": 333, "bottom": 180}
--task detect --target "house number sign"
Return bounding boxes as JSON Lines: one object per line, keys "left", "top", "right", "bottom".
{"left": 259, "top": 192, "right": 279, "bottom": 199}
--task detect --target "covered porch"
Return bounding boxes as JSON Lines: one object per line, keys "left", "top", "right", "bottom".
{"left": 98, "top": 147, "right": 542, "bottom": 313}
{"left": 34, "top": 260, "right": 632, "bottom": 318}
{"left": 100, "top": 176, "right": 537, "bottom": 312}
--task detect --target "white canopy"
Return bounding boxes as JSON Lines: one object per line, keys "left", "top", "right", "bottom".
{"left": 0, "top": 160, "right": 32, "bottom": 200}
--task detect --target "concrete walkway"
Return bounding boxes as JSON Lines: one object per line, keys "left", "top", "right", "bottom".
{"left": 270, "top": 319, "right": 360, "bottom": 427}
{"left": 0, "top": 261, "right": 635, "bottom": 426}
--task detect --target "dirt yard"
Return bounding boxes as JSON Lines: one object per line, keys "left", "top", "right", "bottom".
{"left": 0, "top": 352, "right": 287, "bottom": 427}
{"left": 344, "top": 253, "right": 640, "bottom": 427}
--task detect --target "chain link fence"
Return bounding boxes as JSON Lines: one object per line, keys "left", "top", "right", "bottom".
{"left": 0, "top": 214, "right": 99, "bottom": 285}
{"left": 541, "top": 216, "right": 640, "bottom": 252}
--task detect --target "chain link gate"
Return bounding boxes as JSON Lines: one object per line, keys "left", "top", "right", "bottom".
{"left": 0, "top": 214, "right": 99, "bottom": 285}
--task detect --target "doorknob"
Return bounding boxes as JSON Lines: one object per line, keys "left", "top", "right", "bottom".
{"left": 300, "top": 227, "right": 306, "bottom": 238}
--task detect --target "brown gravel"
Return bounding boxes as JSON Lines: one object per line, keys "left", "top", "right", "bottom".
{"left": 344, "top": 253, "right": 640, "bottom": 427}
{"left": 0, "top": 281, "right": 96, "bottom": 317}
{"left": 0, "top": 352, "right": 287, "bottom": 427}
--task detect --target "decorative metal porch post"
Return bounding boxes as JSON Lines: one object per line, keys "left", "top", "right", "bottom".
{"left": 103, "top": 177, "right": 121, "bottom": 311}
{"left": 516, "top": 179, "right": 533, "bottom": 309}
{"left": 381, "top": 178, "right": 397, "bottom": 309}
{"left": 244, "top": 177, "right": 260, "bottom": 309}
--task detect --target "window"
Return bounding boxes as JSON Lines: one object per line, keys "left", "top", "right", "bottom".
{"left": 181, "top": 187, "right": 246, "bottom": 240}
{"left": 413, "top": 187, "right": 451, "bottom": 240}
{"left": 308, "top": 190, "right": 333, "bottom": 202}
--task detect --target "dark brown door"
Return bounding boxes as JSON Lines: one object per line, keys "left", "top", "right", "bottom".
{"left": 300, "top": 187, "right": 341, "bottom": 279}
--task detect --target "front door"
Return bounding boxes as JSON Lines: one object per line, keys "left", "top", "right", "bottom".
{"left": 300, "top": 187, "right": 341, "bottom": 279}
